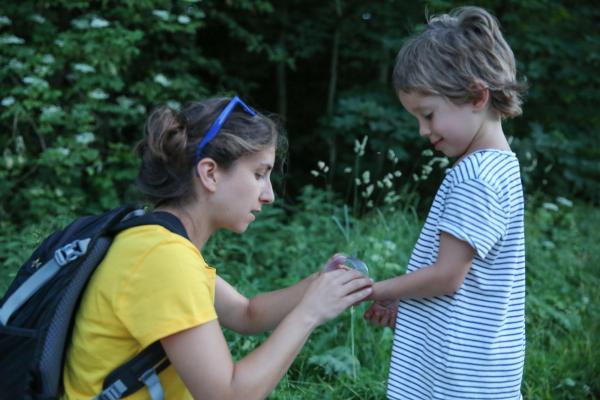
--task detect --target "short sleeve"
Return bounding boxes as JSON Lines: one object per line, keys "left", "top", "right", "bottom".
{"left": 438, "top": 178, "right": 507, "bottom": 259}
{"left": 116, "top": 241, "right": 217, "bottom": 348}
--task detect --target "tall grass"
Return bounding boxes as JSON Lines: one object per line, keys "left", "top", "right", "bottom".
{"left": 0, "top": 189, "right": 598, "bottom": 399}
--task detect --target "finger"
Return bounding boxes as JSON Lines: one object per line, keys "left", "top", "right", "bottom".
{"left": 343, "top": 286, "right": 372, "bottom": 307}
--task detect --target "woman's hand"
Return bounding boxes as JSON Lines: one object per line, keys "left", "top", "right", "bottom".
{"left": 296, "top": 269, "right": 372, "bottom": 326}
{"left": 363, "top": 299, "right": 398, "bottom": 327}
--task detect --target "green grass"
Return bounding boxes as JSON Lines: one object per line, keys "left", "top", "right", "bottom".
{"left": 1, "top": 188, "right": 598, "bottom": 399}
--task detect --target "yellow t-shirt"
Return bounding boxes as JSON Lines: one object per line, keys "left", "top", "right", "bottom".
{"left": 62, "top": 224, "right": 217, "bottom": 399}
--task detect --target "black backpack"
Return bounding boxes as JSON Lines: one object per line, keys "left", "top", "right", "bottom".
{"left": 0, "top": 205, "right": 189, "bottom": 400}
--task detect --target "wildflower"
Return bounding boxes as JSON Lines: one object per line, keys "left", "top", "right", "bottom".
{"left": 556, "top": 197, "right": 573, "bottom": 207}
{"left": 317, "top": 160, "right": 326, "bottom": 170}
{"left": 542, "top": 202, "right": 559, "bottom": 212}
{"left": 167, "top": 100, "right": 181, "bottom": 110}
{"left": 177, "top": 15, "right": 191, "bottom": 24}
{"left": 74, "top": 63, "right": 95, "bottom": 73}
{"left": 90, "top": 17, "right": 109, "bottom": 28}
{"left": 153, "top": 10, "right": 170, "bottom": 20}
{"left": 1, "top": 35, "right": 25, "bottom": 45}
{"left": 393, "top": 170, "right": 402, "bottom": 177}
{"left": 30, "top": 14, "right": 45, "bottom": 24}
{"left": 1, "top": 96, "right": 15, "bottom": 107}
{"left": 310, "top": 170, "right": 319, "bottom": 177}
{"left": 0, "top": 16, "right": 11, "bottom": 26}
{"left": 88, "top": 89, "right": 109, "bottom": 100}
{"left": 421, "top": 149, "right": 433, "bottom": 157}
{"left": 154, "top": 74, "right": 171, "bottom": 87}
{"left": 355, "top": 178, "right": 361, "bottom": 186}
{"left": 343, "top": 167, "right": 352, "bottom": 174}
{"left": 76, "top": 132, "right": 95, "bottom": 145}
{"left": 366, "top": 200, "right": 374, "bottom": 208}
{"left": 23, "top": 76, "right": 49, "bottom": 87}
{"left": 41, "top": 106, "right": 62, "bottom": 118}
{"left": 362, "top": 170, "right": 370, "bottom": 184}
{"left": 362, "top": 184, "right": 374, "bottom": 198}
{"left": 412, "top": 173, "right": 419, "bottom": 182}
{"left": 41, "top": 54, "right": 55, "bottom": 64}
{"left": 387, "top": 149, "right": 396, "bottom": 161}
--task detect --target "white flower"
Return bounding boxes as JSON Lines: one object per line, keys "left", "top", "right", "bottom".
{"left": 556, "top": 197, "right": 573, "bottom": 208}
{"left": 154, "top": 74, "right": 171, "bottom": 87}
{"left": 42, "top": 54, "right": 55, "bottom": 64}
{"left": 89, "top": 89, "right": 109, "bottom": 100}
{"left": 362, "top": 170, "right": 370, "bottom": 184}
{"left": 387, "top": 149, "right": 396, "bottom": 160}
{"left": 54, "top": 39, "right": 65, "bottom": 48}
{"left": 23, "top": 76, "right": 49, "bottom": 87}
{"left": 166, "top": 100, "right": 181, "bottom": 110}
{"left": 393, "top": 170, "right": 402, "bottom": 177}
{"left": 355, "top": 178, "right": 361, "bottom": 186}
{"left": 343, "top": 167, "right": 352, "bottom": 174}
{"left": 1, "top": 35, "right": 25, "bottom": 45}
{"left": 317, "top": 160, "right": 326, "bottom": 170}
{"left": 90, "top": 17, "right": 110, "bottom": 28}
{"left": 0, "top": 16, "right": 11, "bottom": 26}
{"left": 310, "top": 170, "right": 319, "bottom": 177}
{"left": 74, "top": 63, "right": 95, "bottom": 73}
{"left": 41, "top": 105, "right": 62, "bottom": 117}
{"left": 153, "top": 10, "right": 170, "bottom": 20}
{"left": 71, "top": 18, "right": 89, "bottom": 29}
{"left": 1, "top": 96, "right": 15, "bottom": 107}
{"left": 177, "top": 15, "right": 191, "bottom": 24}
{"left": 76, "top": 132, "right": 95, "bottom": 145}
{"left": 9, "top": 59, "right": 24, "bottom": 70}
{"left": 421, "top": 149, "right": 433, "bottom": 156}
{"left": 542, "top": 202, "right": 559, "bottom": 212}
{"left": 57, "top": 147, "right": 70, "bottom": 156}
{"left": 30, "top": 14, "right": 46, "bottom": 24}
{"left": 376, "top": 181, "right": 384, "bottom": 189}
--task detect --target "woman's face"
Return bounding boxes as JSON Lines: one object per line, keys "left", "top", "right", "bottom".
{"left": 212, "top": 146, "right": 276, "bottom": 233}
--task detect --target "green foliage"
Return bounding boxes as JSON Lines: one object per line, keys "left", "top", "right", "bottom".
{"left": 2, "top": 190, "right": 598, "bottom": 398}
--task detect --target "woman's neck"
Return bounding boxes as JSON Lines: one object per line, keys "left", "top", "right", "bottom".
{"left": 155, "top": 204, "right": 213, "bottom": 250}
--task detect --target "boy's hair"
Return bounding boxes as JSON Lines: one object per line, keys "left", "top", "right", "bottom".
{"left": 393, "top": 6, "right": 526, "bottom": 118}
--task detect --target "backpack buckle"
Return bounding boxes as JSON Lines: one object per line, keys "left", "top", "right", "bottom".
{"left": 54, "top": 239, "right": 91, "bottom": 266}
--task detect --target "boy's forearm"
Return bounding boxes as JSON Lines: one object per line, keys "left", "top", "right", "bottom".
{"left": 371, "top": 266, "right": 456, "bottom": 301}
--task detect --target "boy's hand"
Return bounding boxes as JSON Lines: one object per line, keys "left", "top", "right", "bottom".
{"left": 363, "top": 300, "right": 399, "bottom": 327}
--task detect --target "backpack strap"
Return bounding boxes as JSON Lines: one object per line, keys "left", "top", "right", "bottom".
{"left": 0, "top": 239, "right": 91, "bottom": 325}
{"left": 97, "top": 342, "right": 169, "bottom": 400}
{"left": 97, "top": 210, "right": 190, "bottom": 400}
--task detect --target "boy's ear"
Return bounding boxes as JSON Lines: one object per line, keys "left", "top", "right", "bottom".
{"left": 471, "top": 80, "right": 490, "bottom": 112}
{"left": 195, "top": 158, "right": 219, "bottom": 192}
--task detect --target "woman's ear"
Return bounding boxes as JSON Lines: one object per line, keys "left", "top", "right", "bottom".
{"left": 195, "top": 158, "right": 219, "bottom": 192}
{"left": 471, "top": 80, "right": 490, "bottom": 112}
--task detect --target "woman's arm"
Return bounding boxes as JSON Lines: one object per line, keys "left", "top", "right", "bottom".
{"left": 215, "top": 272, "right": 318, "bottom": 334}
{"left": 161, "top": 269, "right": 372, "bottom": 400}
{"left": 371, "top": 232, "right": 474, "bottom": 302}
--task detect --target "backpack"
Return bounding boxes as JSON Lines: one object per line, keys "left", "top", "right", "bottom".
{"left": 0, "top": 205, "right": 189, "bottom": 400}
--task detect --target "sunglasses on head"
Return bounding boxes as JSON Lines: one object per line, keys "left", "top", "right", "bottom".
{"left": 193, "top": 96, "right": 257, "bottom": 165}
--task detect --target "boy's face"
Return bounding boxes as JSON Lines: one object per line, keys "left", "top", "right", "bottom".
{"left": 398, "top": 91, "right": 485, "bottom": 159}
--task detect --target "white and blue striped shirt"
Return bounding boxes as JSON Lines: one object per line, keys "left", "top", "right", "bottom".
{"left": 388, "top": 150, "right": 525, "bottom": 400}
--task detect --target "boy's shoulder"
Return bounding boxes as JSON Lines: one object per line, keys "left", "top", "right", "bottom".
{"left": 446, "top": 150, "right": 519, "bottom": 187}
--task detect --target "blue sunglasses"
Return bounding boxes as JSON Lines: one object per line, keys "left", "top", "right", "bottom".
{"left": 193, "top": 96, "right": 257, "bottom": 165}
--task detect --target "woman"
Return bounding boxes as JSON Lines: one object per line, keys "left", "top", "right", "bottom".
{"left": 62, "top": 96, "right": 372, "bottom": 399}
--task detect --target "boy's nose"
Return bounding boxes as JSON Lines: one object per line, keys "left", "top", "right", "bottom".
{"left": 419, "top": 123, "right": 430, "bottom": 137}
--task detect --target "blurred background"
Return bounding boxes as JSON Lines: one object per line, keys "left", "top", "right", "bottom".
{"left": 1, "top": 1, "right": 599, "bottom": 398}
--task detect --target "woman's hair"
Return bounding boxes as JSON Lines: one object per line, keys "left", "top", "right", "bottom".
{"left": 136, "top": 97, "right": 287, "bottom": 207}
{"left": 393, "top": 6, "right": 526, "bottom": 118}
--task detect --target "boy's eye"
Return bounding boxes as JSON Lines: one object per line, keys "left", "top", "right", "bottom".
{"left": 424, "top": 113, "right": 433, "bottom": 120}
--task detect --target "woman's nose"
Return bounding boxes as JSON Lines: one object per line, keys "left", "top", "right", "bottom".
{"left": 260, "top": 179, "right": 275, "bottom": 204}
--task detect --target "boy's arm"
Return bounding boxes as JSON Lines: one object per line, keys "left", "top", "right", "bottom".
{"left": 371, "top": 232, "right": 474, "bottom": 302}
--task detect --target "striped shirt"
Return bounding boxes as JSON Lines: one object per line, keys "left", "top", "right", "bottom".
{"left": 388, "top": 150, "right": 525, "bottom": 400}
